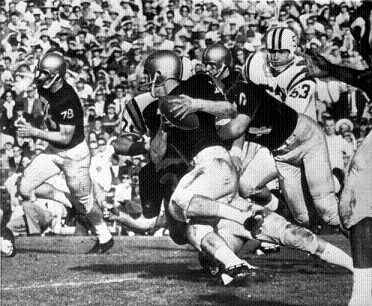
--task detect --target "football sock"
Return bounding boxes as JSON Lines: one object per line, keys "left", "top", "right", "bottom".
{"left": 318, "top": 243, "right": 353, "bottom": 271}
{"left": 94, "top": 223, "right": 112, "bottom": 244}
{"left": 350, "top": 268, "right": 372, "bottom": 303}
{"left": 213, "top": 245, "right": 244, "bottom": 268}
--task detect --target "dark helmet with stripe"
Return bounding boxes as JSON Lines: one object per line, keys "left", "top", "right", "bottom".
{"left": 140, "top": 50, "right": 183, "bottom": 96}
{"left": 35, "top": 52, "right": 66, "bottom": 89}
{"left": 265, "top": 27, "right": 297, "bottom": 71}
{"left": 202, "top": 44, "right": 232, "bottom": 77}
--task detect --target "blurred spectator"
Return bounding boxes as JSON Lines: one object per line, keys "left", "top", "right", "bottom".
{"left": 102, "top": 103, "right": 121, "bottom": 135}
{"left": 8, "top": 145, "right": 26, "bottom": 173}
{"left": 90, "top": 137, "right": 115, "bottom": 207}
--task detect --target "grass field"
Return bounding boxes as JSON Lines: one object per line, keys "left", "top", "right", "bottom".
{"left": 1, "top": 234, "right": 353, "bottom": 306}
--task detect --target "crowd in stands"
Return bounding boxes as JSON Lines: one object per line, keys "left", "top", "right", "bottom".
{"left": 1, "top": 0, "right": 372, "bottom": 237}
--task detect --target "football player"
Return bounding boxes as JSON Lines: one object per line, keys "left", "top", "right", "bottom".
{"left": 167, "top": 48, "right": 353, "bottom": 276}
{"left": 113, "top": 92, "right": 190, "bottom": 245}
{"left": 307, "top": 51, "right": 372, "bottom": 306}
{"left": 144, "top": 49, "right": 260, "bottom": 285}
{"left": 144, "top": 50, "right": 353, "bottom": 285}
{"left": 237, "top": 26, "right": 318, "bottom": 209}
{"left": 15, "top": 52, "right": 114, "bottom": 254}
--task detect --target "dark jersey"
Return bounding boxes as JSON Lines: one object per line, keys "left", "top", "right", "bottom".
{"left": 222, "top": 70, "right": 242, "bottom": 92}
{"left": 166, "top": 73, "right": 227, "bottom": 161}
{"left": 227, "top": 82, "right": 298, "bottom": 151}
{"left": 38, "top": 81, "right": 85, "bottom": 150}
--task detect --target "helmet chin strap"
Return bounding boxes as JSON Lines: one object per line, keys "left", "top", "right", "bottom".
{"left": 42, "top": 74, "right": 60, "bottom": 89}
{"left": 214, "top": 63, "right": 229, "bottom": 80}
{"left": 150, "top": 71, "right": 160, "bottom": 98}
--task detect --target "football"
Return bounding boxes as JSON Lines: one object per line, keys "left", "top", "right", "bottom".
{"left": 158, "top": 95, "right": 200, "bottom": 130}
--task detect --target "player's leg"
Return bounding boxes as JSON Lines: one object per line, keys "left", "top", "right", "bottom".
{"left": 247, "top": 208, "right": 353, "bottom": 271}
{"left": 17, "top": 153, "right": 61, "bottom": 201}
{"left": 22, "top": 201, "right": 55, "bottom": 235}
{"left": 239, "top": 147, "right": 278, "bottom": 206}
{"left": 302, "top": 131, "right": 341, "bottom": 226}
{"left": 170, "top": 155, "right": 252, "bottom": 225}
{"left": 274, "top": 160, "right": 311, "bottom": 227}
{"left": 62, "top": 142, "right": 113, "bottom": 253}
{"left": 34, "top": 183, "right": 72, "bottom": 208}
{"left": 187, "top": 221, "right": 253, "bottom": 286}
{"left": 348, "top": 218, "right": 372, "bottom": 306}
{"left": 339, "top": 135, "right": 372, "bottom": 305}
{"left": 139, "top": 161, "right": 167, "bottom": 218}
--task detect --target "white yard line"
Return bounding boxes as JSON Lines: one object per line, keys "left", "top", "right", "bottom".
{"left": 2, "top": 277, "right": 136, "bottom": 291}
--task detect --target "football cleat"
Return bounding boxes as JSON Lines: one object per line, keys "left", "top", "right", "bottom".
{"left": 256, "top": 242, "right": 280, "bottom": 256}
{"left": 86, "top": 237, "right": 114, "bottom": 254}
{"left": 198, "top": 251, "right": 222, "bottom": 276}
{"left": 221, "top": 262, "right": 254, "bottom": 286}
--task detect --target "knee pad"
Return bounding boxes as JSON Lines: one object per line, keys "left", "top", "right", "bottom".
{"left": 187, "top": 223, "right": 214, "bottom": 251}
{"left": 75, "top": 193, "right": 94, "bottom": 214}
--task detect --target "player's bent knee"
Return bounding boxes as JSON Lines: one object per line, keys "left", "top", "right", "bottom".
{"left": 187, "top": 223, "right": 214, "bottom": 251}
{"left": 283, "top": 224, "right": 318, "bottom": 254}
{"left": 16, "top": 178, "right": 33, "bottom": 200}
{"left": 314, "top": 195, "right": 340, "bottom": 226}
{"left": 75, "top": 193, "right": 94, "bottom": 214}
{"left": 292, "top": 213, "right": 310, "bottom": 228}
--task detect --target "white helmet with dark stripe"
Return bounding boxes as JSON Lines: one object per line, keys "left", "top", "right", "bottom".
{"left": 265, "top": 27, "right": 297, "bottom": 71}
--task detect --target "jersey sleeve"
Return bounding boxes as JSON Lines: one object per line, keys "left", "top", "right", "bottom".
{"left": 227, "top": 82, "right": 260, "bottom": 118}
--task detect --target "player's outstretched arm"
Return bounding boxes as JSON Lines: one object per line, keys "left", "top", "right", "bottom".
{"left": 218, "top": 114, "right": 250, "bottom": 141}
{"left": 167, "top": 95, "right": 237, "bottom": 119}
{"left": 16, "top": 122, "right": 74, "bottom": 145}
{"left": 113, "top": 135, "right": 149, "bottom": 156}
{"left": 307, "top": 50, "right": 372, "bottom": 95}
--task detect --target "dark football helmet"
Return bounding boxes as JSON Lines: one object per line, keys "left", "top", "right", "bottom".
{"left": 202, "top": 44, "right": 232, "bottom": 78}
{"left": 35, "top": 52, "right": 67, "bottom": 89}
{"left": 139, "top": 50, "right": 183, "bottom": 96}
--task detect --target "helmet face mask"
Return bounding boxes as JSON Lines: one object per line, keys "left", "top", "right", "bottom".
{"left": 35, "top": 69, "right": 60, "bottom": 89}
{"left": 265, "top": 27, "right": 297, "bottom": 72}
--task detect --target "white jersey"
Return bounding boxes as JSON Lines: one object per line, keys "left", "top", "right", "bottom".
{"left": 244, "top": 51, "right": 317, "bottom": 120}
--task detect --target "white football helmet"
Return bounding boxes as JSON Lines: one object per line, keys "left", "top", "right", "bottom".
{"left": 265, "top": 27, "right": 297, "bottom": 72}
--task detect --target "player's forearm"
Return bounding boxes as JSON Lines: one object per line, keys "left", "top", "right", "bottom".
{"left": 195, "top": 99, "right": 237, "bottom": 118}
{"left": 218, "top": 117, "right": 247, "bottom": 140}
{"left": 113, "top": 137, "right": 148, "bottom": 156}
{"left": 34, "top": 128, "right": 73, "bottom": 145}
{"left": 150, "top": 129, "right": 168, "bottom": 165}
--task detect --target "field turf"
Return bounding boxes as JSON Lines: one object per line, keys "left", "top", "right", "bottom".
{"left": 1, "top": 234, "right": 352, "bottom": 306}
